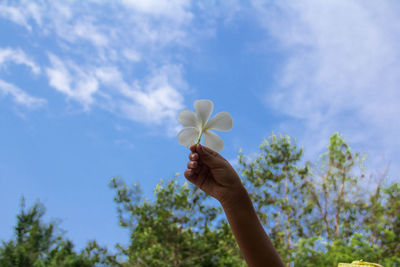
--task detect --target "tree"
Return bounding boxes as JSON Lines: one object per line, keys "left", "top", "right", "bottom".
{"left": 237, "top": 133, "right": 399, "bottom": 267}
{"left": 285, "top": 133, "right": 398, "bottom": 266}
{"left": 294, "top": 181, "right": 400, "bottom": 267}
{"left": 0, "top": 198, "right": 115, "bottom": 267}
{"left": 302, "top": 133, "right": 366, "bottom": 242}
{"left": 2, "top": 133, "right": 398, "bottom": 266}
{"left": 238, "top": 134, "right": 308, "bottom": 265}
{"left": 109, "top": 175, "right": 245, "bottom": 266}
{"left": 362, "top": 182, "right": 400, "bottom": 266}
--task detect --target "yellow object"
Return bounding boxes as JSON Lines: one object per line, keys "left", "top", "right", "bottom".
{"left": 338, "top": 260, "right": 383, "bottom": 267}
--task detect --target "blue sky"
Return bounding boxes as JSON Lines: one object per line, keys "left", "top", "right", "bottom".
{"left": 1, "top": 0, "right": 399, "bottom": 251}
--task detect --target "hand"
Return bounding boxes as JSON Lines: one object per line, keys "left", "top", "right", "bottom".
{"left": 184, "top": 144, "right": 246, "bottom": 205}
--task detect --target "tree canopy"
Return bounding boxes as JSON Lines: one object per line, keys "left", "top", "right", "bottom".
{"left": 1, "top": 133, "right": 398, "bottom": 266}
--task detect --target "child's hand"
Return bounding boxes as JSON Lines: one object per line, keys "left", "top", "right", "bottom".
{"left": 184, "top": 144, "right": 246, "bottom": 205}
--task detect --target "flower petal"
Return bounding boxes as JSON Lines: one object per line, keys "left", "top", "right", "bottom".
{"left": 194, "top": 99, "right": 214, "bottom": 127}
{"left": 177, "top": 127, "right": 200, "bottom": 147}
{"left": 204, "top": 130, "right": 224, "bottom": 152}
{"left": 178, "top": 109, "right": 198, "bottom": 127}
{"left": 205, "top": 112, "right": 233, "bottom": 132}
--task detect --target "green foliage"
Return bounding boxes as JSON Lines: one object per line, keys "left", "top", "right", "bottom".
{"left": 1, "top": 133, "right": 398, "bottom": 266}
{"left": 361, "top": 182, "right": 400, "bottom": 266}
{"left": 306, "top": 133, "right": 366, "bottom": 242}
{"left": 109, "top": 176, "right": 245, "bottom": 266}
{"left": 238, "top": 134, "right": 309, "bottom": 264}
{"left": 0, "top": 198, "right": 116, "bottom": 267}
{"left": 238, "top": 133, "right": 399, "bottom": 266}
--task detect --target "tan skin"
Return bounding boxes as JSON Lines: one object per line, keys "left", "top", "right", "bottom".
{"left": 184, "top": 144, "right": 284, "bottom": 267}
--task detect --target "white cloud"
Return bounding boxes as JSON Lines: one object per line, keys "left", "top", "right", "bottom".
{"left": 253, "top": 0, "right": 400, "bottom": 177}
{"left": 122, "top": 49, "right": 141, "bottom": 62}
{"left": 120, "top": 0, "right": 192, "bottom": 23}
{"left": 120, "top": 67, "right": 185, "bottom": 125}
{"left": 0, "top": 48, "right": 40, "bottom": 74}
{"left": 34, "top": 1, "right": 192, "bottom": 131}
{"left": 46, "top": 54, "right": 98, "bottom": 109}
{"left": 69, "top": 19, "right": 110, "bottom": 48}
{"left": 0, "top": 1, "right": 43, "bottom": 31}
{"left": 0, "top": 47, "right": 44, "bottom": 108}
{"left": 95, "top": 64, "right": 185, "bottom": 134}
{"left": 0, "top": 0, "right": 224, "bottom": 134}
{"left": 0, "top": 79, "right": 46, "bottom": 108}
{"left": 13, "top": 1, "right": 196, "bottom": 60}
{"left": 0, "top": 3, "right": 31, "bottom": 30}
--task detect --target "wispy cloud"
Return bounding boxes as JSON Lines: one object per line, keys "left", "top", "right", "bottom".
{"left": 45, "top": 55, "right": 186, "bottom": 131}
{"left": 64, "top": 18, "right": 110, "bottom": 48}
{"left": 252, "top": 0, "right": 400, "bottom": 174}
{"left": 118, "top": 64, "right": 186, "bottom": 134}
{"left": 46, "top": 54, "right": 99, "bottom": 110}
{"left": 120, "top": 0, "right": 192, "bottom": 23}
{"left": 0, "top": 48, "right": 40, "bottom": 74}
{"left": 0, "top": 47, "right": 44, "bottom": 108}
{"left": 95, "top": 64, "right": 186, "bottom": 134}
{"left": 0, "top": 1, "right": 42, "bottom": 31}
{"left": 0, "top": 1, "right": 200, "bottom": 134}
{"left": 0, "top": 79, "right": 46, "bottom": 108}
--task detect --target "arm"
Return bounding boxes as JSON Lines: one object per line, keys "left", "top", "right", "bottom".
{"left": 221, "top": 187, "right": 284, "bottom": 267}
{"left": 184, "top": 144, "right": 284, "bottom": 267}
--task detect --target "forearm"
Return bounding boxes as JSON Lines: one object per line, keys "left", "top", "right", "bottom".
{"left": 221, "top": 187, "right": 284, "bottom": 267}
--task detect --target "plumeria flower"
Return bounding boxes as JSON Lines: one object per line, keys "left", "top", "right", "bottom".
{"left": 177, "top": 99, "right": 233, "bottom": 152}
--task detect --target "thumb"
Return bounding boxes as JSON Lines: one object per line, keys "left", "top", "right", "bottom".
{"left": 196, "top": 144, "right": 221, "bottom": 166}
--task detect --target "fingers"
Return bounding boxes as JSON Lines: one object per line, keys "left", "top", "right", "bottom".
{"left": 185, "top": 149, "right": 201, "bottom": 182}
{"left": 184, "top": 164, "right": 210, "bottom": 190}
{"left": 187, "top": 160, "right": 198, "bottom": 169}
{"left": 184, "top": 168, "right": 195, "bottom": 179}
{"left": 190, "top": 144, "right": 197, "bottom": 152}
{"left": 184, "top": 168, "right": 199, "bottom": 185}
{"left": 195, "top": 144, "right": 224, "bottom": 167}
{"left": 200, "top": 145, "right": 225, "bottom": 160}
{"left": 197, "top": 144, "right": 217, "bottom": 156}
{"left": 191, "top": 144, "right": 222, "bottom": 160}
{"left": 189, "top": 152, "right": 198, "bottom": 161}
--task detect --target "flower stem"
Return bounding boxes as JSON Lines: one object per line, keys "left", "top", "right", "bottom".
{"left": 196, "top": 132, "right": 202, "bottom": 144}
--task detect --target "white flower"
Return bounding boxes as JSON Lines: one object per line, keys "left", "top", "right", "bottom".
{"left": 177, "top": 99, "right": 233, "bottom": 152}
